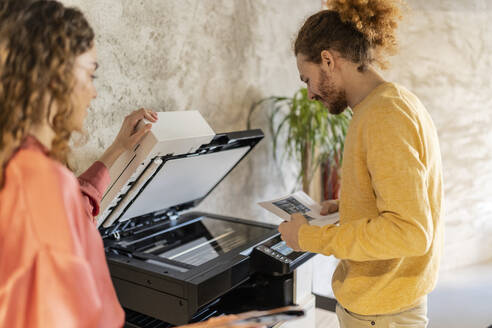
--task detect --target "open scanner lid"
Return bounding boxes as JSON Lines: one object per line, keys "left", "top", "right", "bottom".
{"left": 99, "top": 129, "right": 263, "bottom": 229}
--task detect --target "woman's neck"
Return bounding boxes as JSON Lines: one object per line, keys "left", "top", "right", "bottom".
{"left": 28, "top": 123, "right": 56, "bottom": 150}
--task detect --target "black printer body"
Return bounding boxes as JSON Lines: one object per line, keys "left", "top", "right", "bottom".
{"left": 98, "top": 129, "right": 314, "bottom": 327}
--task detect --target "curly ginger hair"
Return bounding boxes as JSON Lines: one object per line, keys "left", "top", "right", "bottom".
{"left": 295, "top": 0, "right": 404, "bottom": 71}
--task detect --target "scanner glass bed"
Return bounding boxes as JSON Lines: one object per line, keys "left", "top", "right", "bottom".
{"left": 113, "top": 216, "right": 271, "bottom": 270}
{"left": 153, "top": 216, "right": 269, "bottom": 266}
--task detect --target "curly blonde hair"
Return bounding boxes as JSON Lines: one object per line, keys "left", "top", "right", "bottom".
{"left": 295, "top": 0, "right": 403, "bottom": 71}
{"left": 0, "top": 0, "right": 94, "bottom": 187}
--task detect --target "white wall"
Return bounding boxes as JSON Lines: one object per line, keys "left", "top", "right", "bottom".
{"left": 62, "top": 0, "right": 319, "bottom": 227}
{"left": 62, "top": 0, "right": 492, "bottom": 270}
{"left": 385, "top": 0, "right": 492, "bottom": 269}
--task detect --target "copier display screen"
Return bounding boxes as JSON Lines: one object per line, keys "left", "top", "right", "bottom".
{"left": 271, "top": 241, "right": 294, "bottom": 256}
{"left": 143, "top": 216, "right": 271, "bottom": 267}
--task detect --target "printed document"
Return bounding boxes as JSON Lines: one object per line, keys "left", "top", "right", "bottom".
{"left": 259, "top": 191, "right": 339, "bottom": 226}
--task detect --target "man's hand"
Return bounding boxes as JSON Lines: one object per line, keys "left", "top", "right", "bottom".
{"left": 320, "top": 199, "right": 339, "bottom": 215}
{"left": 278, "top": 213, "right": 309, "bottom": 251}
{"left": 98, "top": 108, "right": 158, "bottom": 168}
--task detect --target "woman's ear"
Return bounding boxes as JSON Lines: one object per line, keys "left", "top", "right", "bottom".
{"left": 320, "top": 50, "right": 335, "bottom": 72}
{"left": 43, "top": 93, "right": 57, "bottom": 126}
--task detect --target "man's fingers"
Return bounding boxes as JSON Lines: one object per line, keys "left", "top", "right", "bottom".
{"left": 321, "top": 201, "right": 338, "bottom": 215}
{"left": 278, "top": 222, "right": 287, "bottom": 239}
{"left": 320, "top": 202, "right": 330, "bottom": 215}
{"left": 291, "top": 213, "right": 307, "bottom": 223}
{"left": 278, "top": 222, "right": 284, "bottom": 234}
{"left": 291, "top": 213, "right": 303, "bottom": 220}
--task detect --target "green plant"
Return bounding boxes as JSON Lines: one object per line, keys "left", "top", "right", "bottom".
{"left": 247, "top": 88, "right": 352, "bottom": 195}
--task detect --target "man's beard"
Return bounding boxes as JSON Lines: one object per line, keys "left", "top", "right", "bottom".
{"left": 318, "top": 68, "right": 348, "bottom": 115}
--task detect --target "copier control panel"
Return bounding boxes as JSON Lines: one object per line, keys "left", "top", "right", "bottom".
{"left": 252, "top": 235, "right": 313, "bottom": 275}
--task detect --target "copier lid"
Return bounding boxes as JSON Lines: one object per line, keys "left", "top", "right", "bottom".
{"left": 101, "top": 130, "right": 263, "bottom": 227}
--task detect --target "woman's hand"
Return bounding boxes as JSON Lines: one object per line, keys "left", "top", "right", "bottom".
{"left": 98, "top": 108, "right": 158, "bottom": 169}
{"left": 320, "top": 199, "right": 339, "bottom": 215}
{"left": 111, "top": 108, "right": 158, "bottom": 152}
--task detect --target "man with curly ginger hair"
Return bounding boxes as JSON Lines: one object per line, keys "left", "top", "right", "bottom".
{"left": 279, "top": 2, "right": 443, "bottom": 327}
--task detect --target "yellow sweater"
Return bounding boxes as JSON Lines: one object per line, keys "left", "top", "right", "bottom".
{"left": 299, "top": 82, "right": 444, "bottom": 315}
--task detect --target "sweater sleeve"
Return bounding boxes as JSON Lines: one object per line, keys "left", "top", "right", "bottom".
{"left": 298, "top": 107, "right": 433, "bottom": 261}
{"left": 78, "top": 161, "right": 110, "bottom": 217}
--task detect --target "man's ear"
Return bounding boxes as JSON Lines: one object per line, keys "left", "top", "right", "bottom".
{"left": 320, "top": 50, "right": 335, "bottom": 72}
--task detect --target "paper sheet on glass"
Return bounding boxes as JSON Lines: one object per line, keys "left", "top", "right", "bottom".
{"left": 258, "top": 191, "right": 339, "bottom": 226}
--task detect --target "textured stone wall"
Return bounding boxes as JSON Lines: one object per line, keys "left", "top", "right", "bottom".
{"left": 384, "top": 0, "right": 492, "bottom": 270}
{"left": 61, "top": 0, "right": 492, "bottom": 270}
{"left": 62, "top": 0, "right": 319, "bottom": 228}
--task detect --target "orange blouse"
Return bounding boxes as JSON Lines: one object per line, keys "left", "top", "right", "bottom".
{"left": 0, "top": 136, "right": 124, "bottom": 327}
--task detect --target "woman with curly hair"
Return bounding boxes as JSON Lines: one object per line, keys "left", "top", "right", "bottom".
{"left": 0, "top": 2, "right": 265, "bottom": 327}
{"left": 0, "top": 1, "right": 158, "bottom": 326}
{"left": 279, "top": 1, "right": 443, "bottom": 327}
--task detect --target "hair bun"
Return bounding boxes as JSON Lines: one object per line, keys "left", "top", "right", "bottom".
{"left": 327, "top": 0, "right": 403, "bottom": 63}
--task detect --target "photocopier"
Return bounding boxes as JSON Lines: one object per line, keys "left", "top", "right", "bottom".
{"left": 96, "top": 111, "right": 315, "bottom": 327}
